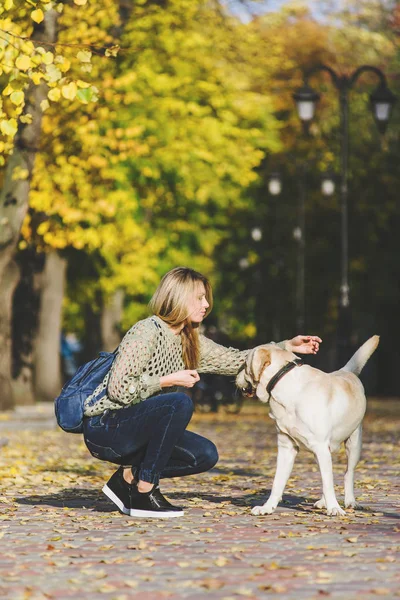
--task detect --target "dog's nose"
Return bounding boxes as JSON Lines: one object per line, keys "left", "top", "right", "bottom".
{"left": 242, "top": 385, "right": 255, "bottom": 397}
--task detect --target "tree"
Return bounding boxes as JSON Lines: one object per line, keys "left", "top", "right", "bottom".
{"left": 0, "top": 0, "right": 118, "bottom": 408}
{"left": 24, "top": 0, "right": 282, "bottom": 348}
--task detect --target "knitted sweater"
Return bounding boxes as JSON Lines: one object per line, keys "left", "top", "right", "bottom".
{"left": 83, "top": 315, "right": 287, "bottom": 417}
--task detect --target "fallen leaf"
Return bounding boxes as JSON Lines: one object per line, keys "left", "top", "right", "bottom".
{"left": 199, "top": 579, "right": 224, "bottom": 590}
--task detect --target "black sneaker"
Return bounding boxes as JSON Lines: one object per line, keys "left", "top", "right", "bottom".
{"left": 102, "top": 467, "right": 131, "bottom": 515}
{"left": 130, "top": 484, "right": 184, "bottom": 518}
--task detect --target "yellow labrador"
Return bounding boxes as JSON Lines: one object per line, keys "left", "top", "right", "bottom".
{"left": 236, "top": 336, "right": 379, "bottom": 516}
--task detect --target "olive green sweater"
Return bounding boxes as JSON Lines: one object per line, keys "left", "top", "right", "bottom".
{"left": 83, "top": 315, "right": 287, "bottom": 417}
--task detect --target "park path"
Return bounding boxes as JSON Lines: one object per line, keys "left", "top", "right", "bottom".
{"left": 0, "top": 399, "right": 399, "bottom": 600}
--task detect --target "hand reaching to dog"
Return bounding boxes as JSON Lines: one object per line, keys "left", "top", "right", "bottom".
{"left": 287, "top": 335, "right": 322, "bottom": 354}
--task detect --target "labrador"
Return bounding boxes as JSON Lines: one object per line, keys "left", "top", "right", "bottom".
{"left": 236, "top": 336, "right": 379, "bottom": 516}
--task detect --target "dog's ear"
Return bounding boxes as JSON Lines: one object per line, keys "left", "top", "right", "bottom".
{"left": 252, "top": 348, "right": 271, "bottom": 382}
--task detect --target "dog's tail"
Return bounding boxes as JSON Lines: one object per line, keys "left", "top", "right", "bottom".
{"left": 341, "top": 335, "right": 380, "bottom": 375}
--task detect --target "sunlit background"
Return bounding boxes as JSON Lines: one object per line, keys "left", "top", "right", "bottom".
{"left": 0, "top": 0, "right": 399, "bottom": 409}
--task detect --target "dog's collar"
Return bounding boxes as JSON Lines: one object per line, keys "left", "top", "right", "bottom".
{"left": 266, "top": 358, "right": 303, "bottom": 397}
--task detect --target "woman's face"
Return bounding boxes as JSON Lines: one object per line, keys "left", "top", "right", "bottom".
{"left": 187, "top": 282, "right": 209, "bottom": 324}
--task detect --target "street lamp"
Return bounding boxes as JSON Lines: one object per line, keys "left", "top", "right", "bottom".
{"left": 292, "top": 84, "right": 320, "bottom": 122}
{"left": 251, "top": 227, "right": 262, "bottom": 242}
{"left": 321, "top": 172, "right": 336, "bottom": 196}
{"left": 268, "top": 165, "right": 306, "bottom": 332}
{"left": 293, "top": 64, "right": 396, "bottom": 364}
{"left": 238, "top": 257, "right": 249, "bottom": 270}
{"left": 369, "top": 83, "right": 397, "bottom": 133}
{"left": 268, "top": 172, "right": 282, "bottom": 196}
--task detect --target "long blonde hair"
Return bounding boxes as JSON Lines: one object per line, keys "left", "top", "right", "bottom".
{"left": 149, "top": 267, "right": 213, "bottom": 369}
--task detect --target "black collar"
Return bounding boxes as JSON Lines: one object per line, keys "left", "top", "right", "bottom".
{"left": 266, "top": 358, "right": 303, "bottom": 397}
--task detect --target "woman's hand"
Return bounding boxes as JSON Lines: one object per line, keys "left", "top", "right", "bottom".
{"left": 160, "top": 370, "right": 200, "bottom": 388}
{"left": 286, "top": 335, "right": 322, "bottom": 354}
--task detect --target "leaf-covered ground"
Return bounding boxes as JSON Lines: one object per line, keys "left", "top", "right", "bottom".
{"left": 0, "top": 399, "right": 399, "bottom": 599}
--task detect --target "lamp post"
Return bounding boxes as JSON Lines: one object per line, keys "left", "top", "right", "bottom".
{"left": 295, "top": 163, "right": 306, "bottom": 333}
{"left": 267, "top": 172, "right": 282, "bottom": 340}
{"left": 293, "top": 65, "right": 396, "bottom": 363}
{"left": 268, "top": 169, "right": 306, "bottom": 333}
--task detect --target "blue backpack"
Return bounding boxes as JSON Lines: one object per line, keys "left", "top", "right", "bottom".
{"left": 54, "top": 349, "right": 118, "bottom": 434}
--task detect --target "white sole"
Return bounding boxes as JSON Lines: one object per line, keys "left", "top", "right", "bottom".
{"left": 102, "top": 484, "right": 130, "bottom": 515}
{"left": 130, "top": 508, "right": 184, "bottom": 519}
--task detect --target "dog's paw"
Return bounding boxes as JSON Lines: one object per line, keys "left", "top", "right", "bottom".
{"left": 327, "top": 506, "right": 346, "bottom": 516}
{"left": 345, "top": 500, "right": 363, "bottom": 510}
{"left": 314, "top": 498, "right": 326, "bottom": 509}
{"left": 251, "top": 504, "right": 275, "bottom": 516}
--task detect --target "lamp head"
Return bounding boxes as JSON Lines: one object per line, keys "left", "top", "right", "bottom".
{"left": 293, "top": 84, "right": 320, "bottom": 122}
{"left": 268, "top": 173, "right": 282, "bottom": 196}
{"left": 369, "top": 83, "right": 396, "bottom": 134}
{"left": 321, "top": 171, "right": 336, "bottom": 196}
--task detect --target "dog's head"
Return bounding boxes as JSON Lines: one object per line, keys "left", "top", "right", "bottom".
{"left": 236, "top": 346, "right": 272, "bottom": 399}
{"left": 236, "top": 344, "right": 297, "bottom": 402}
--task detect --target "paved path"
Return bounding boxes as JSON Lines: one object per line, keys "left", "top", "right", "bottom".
{"left": 0, "top": 399, "right": 399, "bottom": 599}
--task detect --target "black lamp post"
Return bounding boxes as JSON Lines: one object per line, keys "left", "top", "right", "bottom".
{"left": 293, "top": 65, "right": 396, "bottom": 364}
{"left": 268, "top": 168, "right": 306, "bottom": 333}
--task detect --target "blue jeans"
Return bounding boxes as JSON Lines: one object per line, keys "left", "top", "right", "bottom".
{"left": 83, "top": 392, "right": 219, "bottom": 485}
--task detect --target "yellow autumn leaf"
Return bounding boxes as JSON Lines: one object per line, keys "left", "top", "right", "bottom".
{"left": 105, "top": 45, "right": 120, "bottom": 57}
{"left": 0, "top": 118, "right": 18, "bottom": 137}
{"left": 5, "top": 0, "right": 14, "bottom": 11}
{"left": 77, "top": 50, "right": 92, "bottom": 63}
{"left": 20, "top": 114, "right": 33, "bottom": 124}
{"left": 48, "top": 88, "right": 61, "bottom": 102}
{"left": 55, "top": 57, "right": 71, "bottom": 73}
{"left": 15, "top": 55, "right": 32, "bottom": 71}
{"left": 74, "top": 0, "right": 88, "bottom": 4}
{"left": 40, "top": 99, "right": 50, "bottom": 112}
{"left": 31, "top": 72, "right": 44, "bottom": 85}
{"left": 2, "top": 84, "right": 14, "bottom": 96}
{"left": 21, "top": 42, "right": 35, "bottom": 54}
{"left": 42, "top": 52, "right": 54, "bottom": 65}
{"left": 31, "top": 8, "right": 44, "bottom": 23}
{"left": 31, "top": 55, "right": 43, "bottom": 67}
{"left": 61, "top": 82, "right": 77, "bottom": 100}
{"left": 10, "top": 91, "right": 24, "bottom": 106}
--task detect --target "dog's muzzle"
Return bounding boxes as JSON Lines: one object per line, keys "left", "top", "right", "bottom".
{"left": 237, "top": 364, "right": 257, "bottom": 397}
{"left": 241, "top": 382, "right": 256, "bottom": 398}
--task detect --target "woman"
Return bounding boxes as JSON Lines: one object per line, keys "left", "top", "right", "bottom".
{"left": 83, "top": 267, "right": 321, "bottom": 518}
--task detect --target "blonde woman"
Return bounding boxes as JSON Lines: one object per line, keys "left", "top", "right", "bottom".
{"left": 83, "top": 267, "right": 321, "bottom": 518}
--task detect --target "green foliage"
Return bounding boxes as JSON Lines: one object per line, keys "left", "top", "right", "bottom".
{"left": 2, "top": 0, "right": 399, "bottom": 393}
{"left": 16, "top": 0, "right": 282, "bottom": 335}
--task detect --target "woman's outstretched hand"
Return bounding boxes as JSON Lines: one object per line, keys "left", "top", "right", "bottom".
{"left": 160, "top": 370, "right": 200, "bottom": 388}
{"left": 287, "top": 335, "right": 322, "bottom": 354}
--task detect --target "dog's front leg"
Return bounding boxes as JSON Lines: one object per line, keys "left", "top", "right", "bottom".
{"left": 252, "top": 432, "right": 298, "bottom": 516}
{"left": 344, "top": 425, "right": 363, "bottom": 509}
{"left": 314, "top": 444, "right": 345, "bottom": 516}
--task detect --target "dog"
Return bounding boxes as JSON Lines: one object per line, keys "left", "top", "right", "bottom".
{"left": 236, "top": 336, "right": 379, "bottom": 516}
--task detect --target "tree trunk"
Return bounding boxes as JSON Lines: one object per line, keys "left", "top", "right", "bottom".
{"left": 101, "top": 289, "right": 124, "bottom": 351}
{"left": 11, "top": 249, "right": 45, "bottom": 405}
{"left": 81, "top": 291, "right": 103, "bottom": 364}
{"left": 34, "top": 252, "right": 67, "bottom": 402}
{"left": 0, "top": 260, "right": 20, "bottom": 410}
{"left": 0, "top": 10, "right": 58, "bottom": 410}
